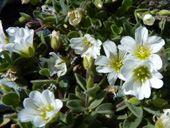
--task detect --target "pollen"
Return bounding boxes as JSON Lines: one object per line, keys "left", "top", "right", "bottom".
{"left": 37, "top": 103, "right": 55, "bottom": 120}
{"left": 84, "top": 37, "right": 93, "bottom": 47}
{"left": 108, "top": 54, "right": 124, "bottom": 73}
{"left": 133, "top": 65, "right": 151, "bottom": 83}
{"left": 134, "top": 45, "right": 151, "bottom": 60}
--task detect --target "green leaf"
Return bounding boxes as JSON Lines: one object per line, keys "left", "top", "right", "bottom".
{"left": 0, "top": 83, "right": 12, "bottom": 93}
{"left": 111, "top": 25, "right": 123, "bottom": 35}
{"left": 0, "top": 63, "right": 10, "bottom": 72}
{"left": 126, "top": 102, "right": 143, "bottom": 118}
{"left": 123, "top": 23, "right": 134, "bottom": 37}
{"left": 143, "top": 105, "right": 162, "bottom": 116}
{"left": 66, "top": 99, "right": 86, "bottom": 112}
{"left": 33, "top": 10, "right": 42, "bottom": 19}
{"left": 151, "top": 98, "right": 168, "bottom": 107}
{"left": 116, "top": 114, "right": 128, "bottom": 120}
{"left": 2, "top": 51, "right": 12, "bottom": 64}
{"left": 88, "top": 91, "right": 107, "bottom": 109}
{"left": 122, "top": 0, "right": 132, "bottom": 12}
{"left": 30, "top": 80, "right": 57, "bottom": 85}
{"left": 90, "top": 18, "right": 102, "bottom": 28}
{"left": 75, "top": 73, "right": 86, "bottom": 90}
{"left": 96, "top": 103, "right": 114, "bottom": 114}
{"left": 67, "top": 31, "right": 80, "bottom": 39}
{"left": 32, "top": 84, "right": 43, "bottom": 91}
{"left": 128, "top": 97, "right": 140, "bottom": 105}
{"left": 84, "top": 85, "right": 100, "bottom": 96}
{"left": 123, "top": 113, "right": 142, "bottom": 128}
{"left": 1, "top": 92, "right": 20, "bottom": 106}
{"left": 39, "top": 68, "right": 50, "bottom": 77}
{"left": 65, "top": 111, "right": 74, "bottom": 125}
{"left": 44, "top": 16, "right": 56, "bottom": 23}
{"left": 59, "top": 79, "right": 70, "bottom": 98}
{"left": 60, "top": 0, "right": 68, "bottom": 14}
{"left": 143, "top": 125, "right": 155, "bottom": 128}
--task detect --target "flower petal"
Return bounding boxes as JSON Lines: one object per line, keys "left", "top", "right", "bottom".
{"left": 119, "top": 36, "right": 136, "bottom": 54}
{"left": 18, "top": 108, "right": 39, "bottom": 122}
{"left": 148, "top": 36, "right": 165, "bottom": 53}
{"left": 42, "top": 90, "right": 55, "bottom": 105}
{"left": 150, "top": 76, "right": 163, "bottom": 89}
{"left": 33, "top": 116, "right": 47, "bottom": 127}
{"left": 135, "top": 27, "right": 148, "bottom": 45}
{"left": 103, "top": 40, "right": 117, "bottom": 58}
{"left": 120, "top": 59, "right": 139, "bottom": 79}
{"left": 107, "top": 72, "right": 118, "bottom": 86}
{"left": 149, "top": 54, "right": 162, "bottom": 70}
{"left": 95, "top": 56, "right": 110, "bottom": 66}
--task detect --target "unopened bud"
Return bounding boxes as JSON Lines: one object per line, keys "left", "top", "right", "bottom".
{"left": 94, "top": 0, "right": 103, "bottom": 9}
{"left": 142, "top": 13, "right": 155, "bottom": 26}
{"left": 83, "top": 55, "right": 93, "bottom": 70}
{"left": 50, "top": 30, "right": 61, "bottom": 50}
{"left": 158, "top": 9, "right": 170, "bottom": 16}
{"left": 68, "top": 8, "right": 83, "bottom": 26}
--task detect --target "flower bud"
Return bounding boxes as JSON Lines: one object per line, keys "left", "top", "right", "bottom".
{"left": 158, "top": 9, "right": 170, "bottom": 16}
{"left": 68, "top": 8, "right": 83, "bottom": 26}
{"left": 50, "top": 30, "right": 61, "bottom": 50}
{"left": 83, "top": 54, "right": 94, "bottom": 70}
{"left": 155, "top": 109, "right": 170, "bottom": 128}
{"left": 142, "top": 13, "right": 155, "bottom": 26}
{"left": 94, "top": 0, "right": 103, "bottom": 9}
{"left": 21, "top": 0, "right": 30, "bottom": 4}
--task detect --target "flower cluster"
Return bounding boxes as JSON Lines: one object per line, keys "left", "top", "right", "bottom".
{"left": 0, "top": 20, "right": 35, "bottom": 58}
{"left": 71, "top": 26, "right": 165, "bottom": 100}
{"left": 0, "top": 1, "right": 169, "bottom": 128}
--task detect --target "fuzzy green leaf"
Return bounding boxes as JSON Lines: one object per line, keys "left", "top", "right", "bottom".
{"left": 84, "top": 85, "right": 100, "bottom": 96}
{"left": 126, "top": 102, "right": 143, "bottom": 118}
{"left": 123, "top": 113, "right": 142, "bottom": 128}
{"left": 96, "top": 103, "right": 114, "bottom": 114}
{"left": 88, "top": 91, "right": 107, "bottom": 109}
{"left": 75, "top": 73, "right": 86, "bottom": 90}
{"left": 66, "top": 99, "right": 86, "bottom": 112}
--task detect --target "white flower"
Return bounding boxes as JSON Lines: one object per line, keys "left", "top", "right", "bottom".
{"left": 143, "top": 14, "right": 155, "bottom": 26}
{"left": 68, "top": 8, "right": 83, "bottom": 26}
{"left": 40, "top": 52, "right": 67, "bottom": 77}
{"left": 18, "top": 90, "right": 63, "bottom": 127}
{"left": 70, "top": 34, "right": 102, "bottom": 59}
{"left": 21, "top": 0, "right": 30, "bottom": 4}
{"left": 118, "top": 27, "right": 165, "bottom": 70}
{"left": 158, "top": 109, "right": 170, "bottom": 128}
{"left": 41, "top": 5, "right": 55, "bottom": 15}
{"left": 2, "top": 26, "right": 35, "bottom": 58}
{"left": 0, "top": 20, "right": 9, "bottom": 52}
{"left": 95, "top": 40, "right": 127, "bottom": 86}
{"left": 121, "top": 59, "right": 163, "bottom": 100}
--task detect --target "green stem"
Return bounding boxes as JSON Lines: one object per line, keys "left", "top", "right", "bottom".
{"left": 32, "top": 55, "right": 43, "bottom": 69}
{"left": 85, "top": 69, "right": 90, "bottom": 107}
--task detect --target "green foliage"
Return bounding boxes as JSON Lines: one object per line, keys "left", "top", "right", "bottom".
{"left": 1, "top": 0, "right": 170, "bottom": 127}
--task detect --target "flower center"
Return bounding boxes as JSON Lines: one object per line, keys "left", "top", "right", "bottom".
{"left": 37, "top": 103, "right": 55, "bottom": 120}
{"left": 133, "top": 65, "right": 151, "bottom": 83}
{"left": 109, "top": 55, "right": 124, "bottom": 73}
{"left": 134, "top": 45, "right": 151, "bottom": 60}
{"left": 84, "top": 37, "right": 93, "bottom": 47}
